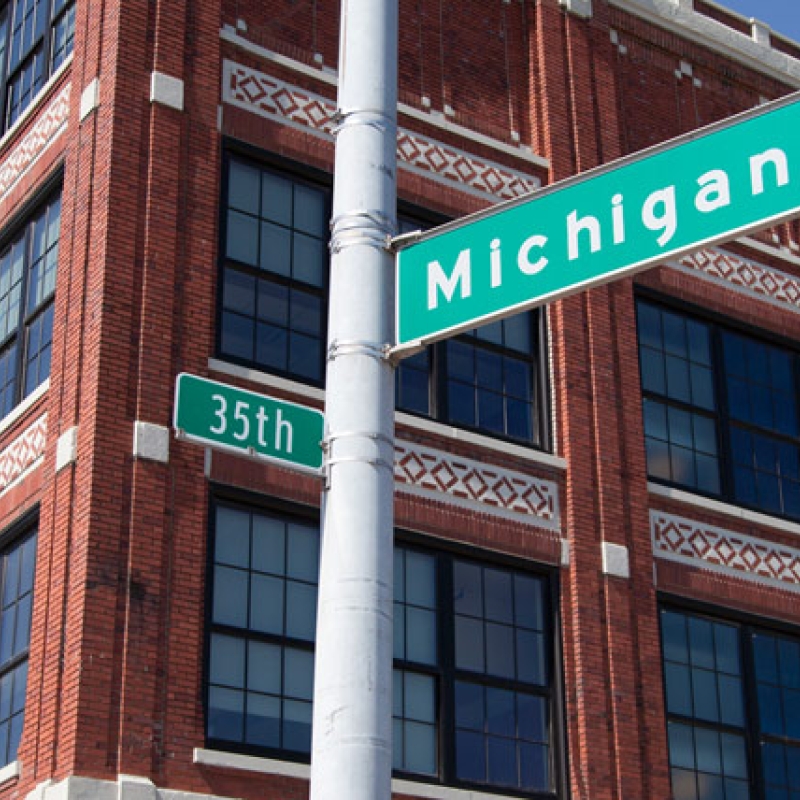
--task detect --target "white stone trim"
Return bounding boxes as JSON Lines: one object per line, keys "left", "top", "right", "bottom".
{"left": 559, "top": 0, "right": 593, "bottom": 19}
{"left": 222, "top": 60, "right": 540, "bottom": 203}
{"left": 132, "top": 421, "right": 170, "bottom": 463}
{"left": 208, "top": 358, "right": 326, "bottom": 404}
{"left": 55, "top": 426, "right": 78, "bottom": 472}
{"left": 602, "top": 541, "right": 630, "bottom": 578}
{"left": 0, "top": 56, "right": 72, "bottom": 152}
{"left": 150, "top": 72, "right": 184, "bottom": 111}
{"left": 652, "top": 509, "right": 800, "bottom": 593}
{"left": 395, "top": 411, "right": 567, "bottom": 472}
{"left": 218, "top": 28, "right": 549, "bottom": 169}
{"left": 738, "top": 236, "right": 800, "bottom": 267}
{"left": 193, "top": 747, "right": 310, "bottom": 779}
{"left": 0, "top": 380, "right": 48, "bottom": 436}
{"left": 668, "top": 247, "right": 800, "bottom": 317}
{"left": 560, "top": 538, "right": 570, "bottom": 566}
{"left": 648, "top": 482, "right": 800, "bottom": 538}
{"left": 609, "top": 0, "right": 800, "bottom": 86}
{"left": 193, "top": 748, "right": 527, "bottom": 799}
{"left": 0, "top": 80, "right": 69, "bottom": 204}
{"left": 0, "top": 760, "right": 20, "bottom": 787}
{"left": 395, "top": 439, "right": 561, "bottom": 531}
{"left": 24, "top": 775, "right": 226, "bottom": 800}
{"left": 208, "top": 358, "right": 566, "bottom": 473}
{"left": 79, "top": 78, "right": 99, "bottom": 121}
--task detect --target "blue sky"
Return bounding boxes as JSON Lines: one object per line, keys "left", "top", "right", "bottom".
{"left": 715, "top": 0, "right": 800, "bottom": 44}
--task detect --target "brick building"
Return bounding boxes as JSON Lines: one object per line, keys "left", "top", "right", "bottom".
{"left": 0, "top": 0, "right": 799, "bottom": 798}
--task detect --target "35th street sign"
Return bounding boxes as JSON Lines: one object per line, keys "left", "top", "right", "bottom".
{"left": 173, "top": 373, "right": 324, "bottom": 474}
{"left": 394, "top": 92, "right": 800, "bottom": 352}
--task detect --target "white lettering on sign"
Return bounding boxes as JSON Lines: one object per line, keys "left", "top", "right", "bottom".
{"left": 424, "top": 146, "right": 791, "bottom": 306}
{"left": 427, "top": 249, "right": 472, "bottom": 309}
{"left": 211, "top": 394, "right": 294, "bottom": 453}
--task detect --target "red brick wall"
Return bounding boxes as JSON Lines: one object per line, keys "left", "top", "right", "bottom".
{"left": 2, "top": 0, "right": 800, "bottom": 798}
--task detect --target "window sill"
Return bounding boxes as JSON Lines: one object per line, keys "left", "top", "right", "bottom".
{"left": 0, "top": 760, "right": 20, "bottom": 787}
{"left": 193, "top": 748, "right": 526, "bottom": 799}
{"left": 208, "top": 358, "right": 324, "bottom": 404}
{"left": 207, "top": 358, "right": 566, "bottom": 473}
{"left": 395, "top": 411, "right": 566, "bottom": 472}
{"left": 648, "top": 481, "right": 800, "bottom": 538}
{"left": 0, "top": 379, "right": 49, "bottom": 437}
{"left": 0, "top": 57, "right": 73, "bottom": 153}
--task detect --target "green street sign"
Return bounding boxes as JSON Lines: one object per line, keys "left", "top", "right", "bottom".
{"left": 173, "top": 373, "right": 324, "bottom": 474}
{"left": 395, "top": 92, "right": 800, "bottom": 352}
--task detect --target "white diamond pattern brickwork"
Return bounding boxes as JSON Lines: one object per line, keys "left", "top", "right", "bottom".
{"left": 651, "top": 509, "right": 800, "bottom": 593}
{"left": 395, "top": 439, "right": 560, "bottom": 531}
{"left": 222, "top": 60, "right": 540, "bottom": 201}
{"left": 679, "top": 249, "right": 800, "bottom": 311}
{"left": 0, "top": 83, "right": 70, "bottom": 204}
{"left": 0, "top": 414, "right": 47, "bottom": 495}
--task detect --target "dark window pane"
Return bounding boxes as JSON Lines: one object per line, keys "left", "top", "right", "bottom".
{"left": 641, "top": 348, "right": 667, "bottom": 394}
{"left": 665, "top": 663, "right": 692, "bottom": 716}
{"left": 456, "top": 730, "right": 486, "bottom": 782}
{"left": 455, "top": 616, "right": 484, "bottom": 673}
{"left": 453, "top": 560, "right": 482, "bottom": 617}
{"left": 691, "top": 668, "right": 719, "bottom": 722}
{"left": 485, "top": 623, "right": 514, "bottom": 678}
{"left": 669, "top": 722, "right": 695, "bottom": 769}
{"left": 486, "top": 687, "right": 515, "bottom": 737}
{"left": 519, "top": 742, "right": 549, "bottom": 791}
{"left": 455, "top": 680, "right": 484, "bottom": 732}
{"left": 487, "top": 736, "right": 516, "bottom": 786}
{"left": 259, "top": 221, "right": 291, "bottom": 276}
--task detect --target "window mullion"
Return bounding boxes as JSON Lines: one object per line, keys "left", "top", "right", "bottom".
{"left": 13, "top": 220, "right": 32, "bottom": 408}
{"left": 438, "top": 554, "right": 455, "bottom": 785}
{"left": 740, "top": 626, "right": 766, "bottom": 800}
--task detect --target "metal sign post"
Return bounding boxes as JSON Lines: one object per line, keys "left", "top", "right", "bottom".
{"left": 310, "top": 1, "right": 398, "bottom": 799}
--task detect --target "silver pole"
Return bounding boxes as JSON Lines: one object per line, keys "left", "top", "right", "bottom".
{"left": 310, "top": 0, "right": 398, "bottom": 798}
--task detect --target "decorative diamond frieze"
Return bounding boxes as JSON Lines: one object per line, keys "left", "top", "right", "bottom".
{"left": 0, "top": 84, "right": 70, "bottom": 204}
{"left": 395, "top": 439, "right": 560, "bottom": 530}
{"left": 0, "top": 414, "right": 47, "bottom": 494}
{"left": 651, "top": 509, "right": 800, "bottom": 592}
{"left": 222, "top": 60, "right": 540, "bottom": 202}
{"left": 679, "top": 248, "right": 800, "bottom": 312}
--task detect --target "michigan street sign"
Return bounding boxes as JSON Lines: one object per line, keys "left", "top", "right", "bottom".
{"left": 394, "top": 92, "right": 800, "bottom": 352}
{"left": 173, "top": 373, "right": 324, "bottom": 474}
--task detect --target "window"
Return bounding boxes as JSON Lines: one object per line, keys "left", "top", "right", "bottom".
{"left": 395, "top": 216, "right": 549, "bottom": 448}
{"left": 0, "top": 525, "right": 36, "bottom": 768}
{"left": 638, "top": 298, "right": 800, "bottom": 520}
{"left": 206, "top": 503, "right": 318, "bottom": 754}
{"left": 206, "top": 502, "right": 562, "bottom": 796}
{"left": 219, "top": 156, "right": 329, "bottom": 385}
{"left": 0, "top": 192, "right": 59, "bottom": 418}
{"left": 217, "top": 156, "right": 550, "bottom": 447}
{"left": 661, "top": 606, "right": 800, "bottom": 800}
{"left": 0, "top": 0, "right": 75, "bottom": 132}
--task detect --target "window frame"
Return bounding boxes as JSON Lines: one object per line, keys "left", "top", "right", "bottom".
{"left": 215, "top": 149, "right": 552, "bottom": 451}
{"left": 0, "top": 0, "right": 75, "bottom": 133}
{"left": 216, "top": 146, "right": 332, "bottom": 389}
{"left": 0, "top": 179, "right": 60, "bottom": 420}
{"left": 637, "top": 290, "right": 800, "bottom": 521}
{"left": 203, "top": 493, "right": 567, "bottom": 797}
{"left": 659, "top": 597, "right": 800, "bottom": 800}
{"left": 0, "top": 507, "right": 38, "bottom": 770}
{"left": 395, "top": 206, "right": 552, "bottom": 452}
{"left": 394, "top": 532, "right": 567, "bottom": 799}
{"left": 203, "top": 492, "right": 320, "bottom": 762}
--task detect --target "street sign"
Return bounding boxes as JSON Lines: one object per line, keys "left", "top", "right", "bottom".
{"left": 394, "top": 91, "right": 800, "bottom": 352}
{"left": 173, "top": 373, "right": 324, "bottom": 474}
